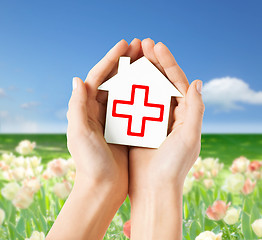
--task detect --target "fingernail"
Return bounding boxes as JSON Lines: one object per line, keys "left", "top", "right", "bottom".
{"left": 131, "top": 38, "right": 138, "bottom": 42}
{"left": 72, "top": 77, "right": 77, "bottom": 90}
{"left": 196, "top": 80, "right": 202, "bottom": 94}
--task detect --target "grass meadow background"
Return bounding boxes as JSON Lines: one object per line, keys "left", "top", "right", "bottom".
{"left": 0, "top": 134, "right": 262, "bottom": 239}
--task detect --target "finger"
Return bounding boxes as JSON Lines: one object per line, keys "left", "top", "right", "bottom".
{"left": 85, "top": 39, "right": 128, "bottom": 92}
{"left": 182, "top": 80, "right": 205, "bottom": 145}
{"left": 141, "top": 38, "right": 165, "bottom": 74}
{"left": 107, "top": 38, "right": 142, "bottom": 79}
{"left": 154, "top": 42, "right": 189, "bottom": 97}
{"left": 67, "top": 77, "right": 89, "bottom": 135}
{"left": 125, "top": 38, "right": 142, "bottom": 62}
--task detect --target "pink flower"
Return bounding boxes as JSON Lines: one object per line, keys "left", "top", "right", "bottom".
{"left": 242, "top": 178, "right": 256, "bottom": 195}
{"left": 47, "top": 158, "right": 69, "bottom": 177}
{"left": 123, "top": 220, "right": 131, "bottom": 238}
{"left": 12, "top": 187, "right": 34, "bottom": 209}
{"left": 248, "top": 161, "right": 262, "bottom": 172}
{"left": 206, "top": 200, "right": 230, "bottom": 221}
{"left": 230, "top": 156, "right": 250, "bottom": 173}
{"left": 0, "top": 161, "right": 9, "bottom": 171}
{"left": 23, "top": 177, "right": 41, "bottom": 194}
{"left": 53, "top": 181, "right": 72, "bottom": 199}
{"left": 193, "top": 170, "right": 205, "bottom": 180}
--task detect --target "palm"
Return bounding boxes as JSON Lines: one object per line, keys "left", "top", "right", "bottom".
{"left": 128, "top": 39, "right": 201, "bottom": 191}
{"left": 74, "top": 39, "right": 142, "bottom": 187}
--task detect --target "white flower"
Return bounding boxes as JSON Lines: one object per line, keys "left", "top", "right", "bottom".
{"left": 66, "top": 170, "right": 76, "bottom": 182}
{"left": 0, "top": 208, "right": 5, "bottom": 225}
{"left": 193, "top": 157, "right": 203, "bottom": 171}
{"left": 202, "top": 158, "right": 223, "bottom": 171}
{"left": 47, "top": 158, "right": 69, "bottom": 177}
{"left": 42, "top": 168, "right": 54, "bottom": 180}
{"left": 1, "top": 182, "right": 20, "bottom": 200}
{"left": 223, "top": 208, "right": 240, "bottom": 225}
{"left": 23, "top": 177, "right": 41, "bottom": 193}
{"left": 53, "top": 181, "right": 72, "bottom": 199}
{"left": 203, "top": 179, "right": 214, "bottom": 189}
{"left": 25, "top": 231, "right": 45, "bottom": 240}
{"left": 10, "top": 167, "right": 26, "bottom": 181}
{"left": 196, "top": 231, "right": 222, "bottom": 240}
{"left": 12, "top": 156, "right": 26, "bottom": 168}
{"left": 2, "top": 152, "right": 15, "bottom": 164}
{"left": 16, "top": 140, "right": 36, "bottom": 155}
{"left": 2, "top": 171, "right": 12, "bottom": 180}
{"left": 67, "top": 158, "right": 76, "bottom": 171}
{"left": 230, "top": 156, "right": 250, "bottom": 173}
{"left": 28, "top": 156, "right": 42, "bottom": 168}
{"left": 252, "top": 219, "right": 262, "bottom": 237}
{"left": 12, "top": 186, "right": 34, "bottom": 209}
{"left": 0, "top": 161, "right": 9, "bottom": 171}
{"left": 183, "top": 176, "right": 194, "bottom": 194}
{"left": 223, "top": 173, "right": 245, "bottom": 193}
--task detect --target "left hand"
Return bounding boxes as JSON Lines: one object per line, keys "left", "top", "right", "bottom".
{"left": 129, "top": 38, "right": 205, "bottom": 195}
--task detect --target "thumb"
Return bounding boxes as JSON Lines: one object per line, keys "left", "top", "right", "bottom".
{"left": 67, "top": 77, "right": 89, "bottom": 135}
{"left": 182, "top": 80, "right": 205, "bottom": 144}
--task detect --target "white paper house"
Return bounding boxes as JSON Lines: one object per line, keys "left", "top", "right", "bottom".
{"left": 98, "top": 56, "right": 182, "bottom": 148}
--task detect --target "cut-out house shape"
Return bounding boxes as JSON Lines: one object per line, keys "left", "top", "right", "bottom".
{"left": 98, "top": 56, "right": 182, "bottom": 148}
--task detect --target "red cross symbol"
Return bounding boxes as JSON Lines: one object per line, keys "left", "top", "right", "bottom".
{"left": 112, "top": 84, "right": 164, "bottom": 137}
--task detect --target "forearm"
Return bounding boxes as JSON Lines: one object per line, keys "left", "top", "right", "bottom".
{"left": 130, "top": 185, "right": 183, "bottom": 240}
{"left": 46, "top": 174, "right": 123, "bottom": 240}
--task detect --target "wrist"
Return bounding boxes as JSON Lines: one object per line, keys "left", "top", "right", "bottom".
{"left": 73, "top": 172, "right": 127, "bottom": 205}
{"left": 129, "top": 176, "right": 184, "bottom": 201}
{"left": 130, "top": 185, "right": 183, "bottom": 240}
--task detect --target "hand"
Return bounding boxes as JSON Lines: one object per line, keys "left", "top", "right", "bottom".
{"left": 67, "top": 39, "right": 141, "bottom": 200}
{"left": 47, "top": 39, "right": 143, "bottom": 240}
{"left": 128, "top": 38, "right": 205, "bottom": 240}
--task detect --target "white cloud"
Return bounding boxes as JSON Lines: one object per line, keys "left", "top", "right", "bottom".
{"left": 55, "top": 108, "right": 67, "bottom": 120}
{"left": 0, "top": 111, "right": 8, "bottom": 118}
{"left": 202, "top": 77, "right": 262, "bottom": 111}
{"left": 202, "top": 122, "right": 262, "bottom": 133}
{"left": 26, "top": 88, "right": 34, "bottom": 93}
{"left": 0, "top": 116, "right": 67, "bottom": 133}
{"left": 0, "top": 88, "right": 5, "bottom": 97}
{"left": 21, "top": 101, "right": 39, "bottom": 109}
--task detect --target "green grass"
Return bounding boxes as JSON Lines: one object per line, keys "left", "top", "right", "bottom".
{"left": 0, "top": 134, "right": 69, "bottom": 164}
{"left": 0, "top": 134, "right": 262, "bottom": 239}
{"left": 1, "top": 134, "right": 262, "bottom": 165}
{"left": 201, "top": 134, "right": 262, "bottom": 166}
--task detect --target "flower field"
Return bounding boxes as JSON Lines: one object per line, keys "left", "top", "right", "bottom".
{"left": 0, "top": 134, "right": 262, "bottom": 240}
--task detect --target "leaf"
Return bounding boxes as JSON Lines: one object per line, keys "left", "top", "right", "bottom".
{"left": 7, "top": 221, "right": 24, "bottom": 240}
{"left": 243, "top": 195, "right": 253, "bottom": 213}
{"left": 227, "top": 192, "right": 233, "bottom": 204}
{"left": 198, "top": 185, "right": 209, "bottom": 206}
{"left": 38, "top": 209, "right": 48, "bottom": 234}
{"left": 204, "top": 218, "right": 217, "bottom": 231}
{"left": 241, "top": 211, "right": 255, "bottom": 240}
{"left": 183, "top": 199, "right": 189, "bottom": 220}
{"left": 39, "top": 186, "right": 46, "bottom": 216}
{"left": 250, "top": 204, "right": 261, "bottom": 225}
{"left": 212, "top": 225, "right": 221, "bottom": 234}
{"left": 16, "top": 217, "right": 26, "bottom": 237}
{"left": 189, "top": 220, "right": 201, "bottom": 240}
{"left": 195, "top": 186, "right": 200, "bottom": 207}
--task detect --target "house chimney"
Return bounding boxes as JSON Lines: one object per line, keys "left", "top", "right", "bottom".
{"left": 118, "top": 57, "right": 130, "bottom": 73}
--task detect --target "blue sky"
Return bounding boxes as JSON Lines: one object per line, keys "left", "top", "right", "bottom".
{"left": 0, "top": 0, "right": 262, "bottom": 133}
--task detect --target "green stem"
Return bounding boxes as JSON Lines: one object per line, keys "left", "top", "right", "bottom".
{"left": 222, "top": 220, "right": 232, "bottom": 240}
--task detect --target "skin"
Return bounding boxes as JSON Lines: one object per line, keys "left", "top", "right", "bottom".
{"left": 46, "top": 38, "right": 204, "bottom": 240}
{"left": 46, "top": 39, "right": 142, "bottom": 240}
{"left": 129, "top": 38, "right": 205, "bottom": 239}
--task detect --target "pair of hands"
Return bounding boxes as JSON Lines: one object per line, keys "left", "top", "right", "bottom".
{"left": 67, "top": 38, "right": 204, "bottom": 200}
{"left": 46, "top": 38, "right": 205, "bottom": 240}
